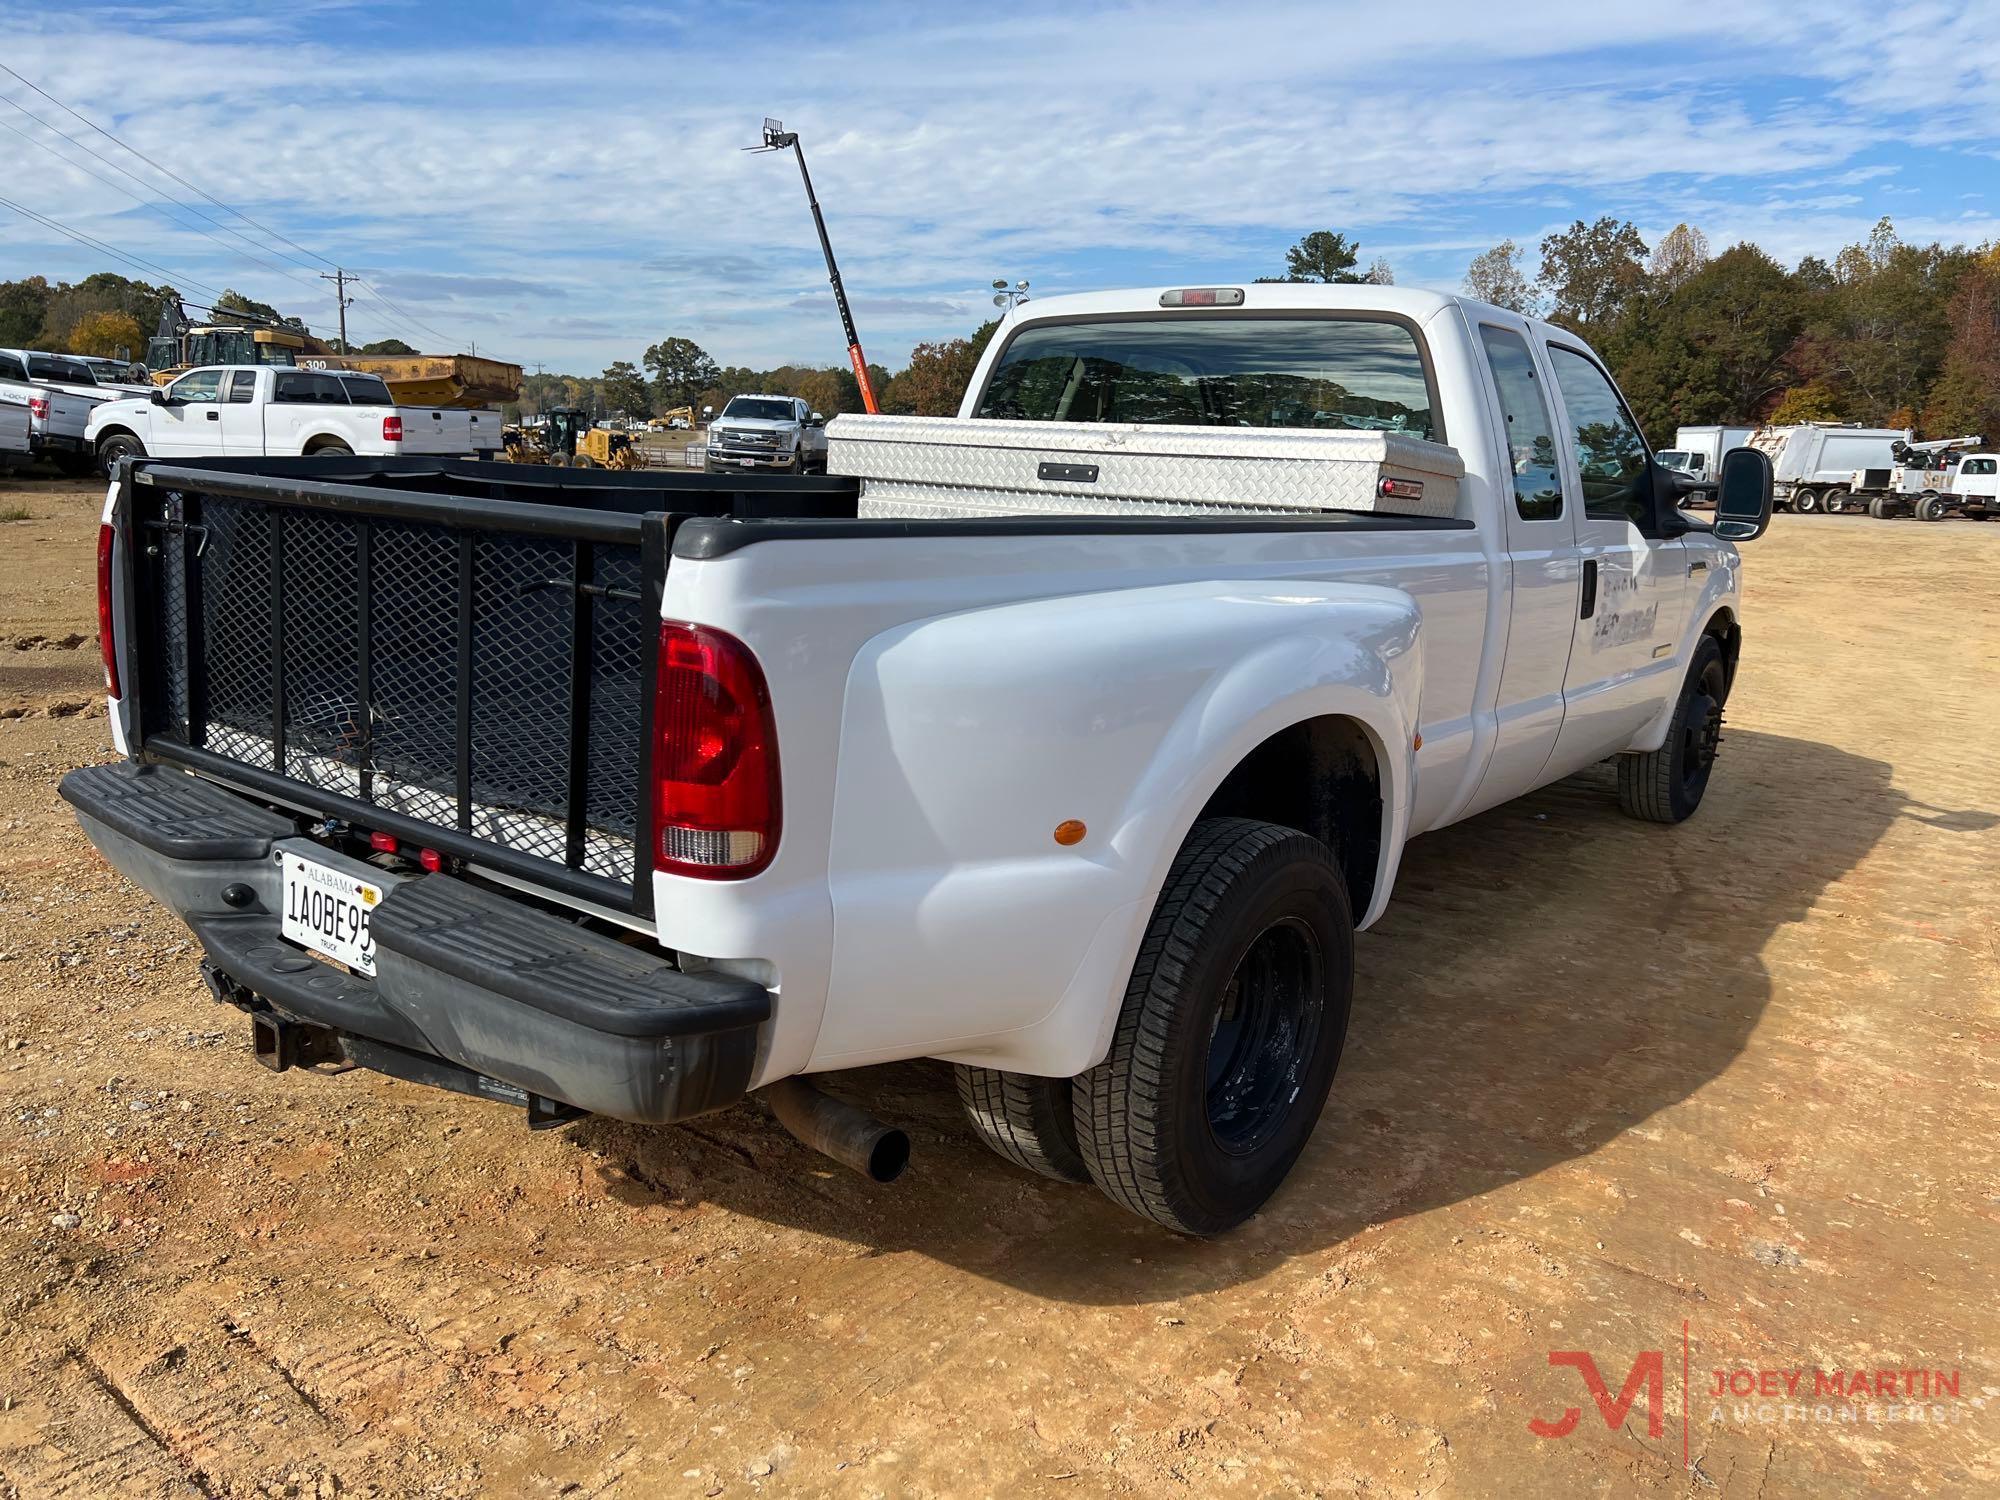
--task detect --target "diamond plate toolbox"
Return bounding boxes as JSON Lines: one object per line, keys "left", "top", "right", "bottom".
{"left": 826, "top": 414, "right": 1463, "bottom": 521}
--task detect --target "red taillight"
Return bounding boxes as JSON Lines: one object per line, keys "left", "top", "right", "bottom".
{"left": 651, "top": 622, "right": 779, "bottom": 879}
{"left": 369, "top": 831, "right": 399, "bottom": 854}
{"left": 28, "top": 395, "right": 49, "bottom": 420}
{"left": 418, "top": 847, "right": 444, "bottom": 872}
{"left": 96, "top": 522, "right": 120, "bottom": 697}
{"left": 382, "top": 415, "right": 403, "bottom": 443}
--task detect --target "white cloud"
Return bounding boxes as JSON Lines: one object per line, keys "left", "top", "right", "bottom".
{"left": 0, "top": 2, "right": 1995, "bottom": 371}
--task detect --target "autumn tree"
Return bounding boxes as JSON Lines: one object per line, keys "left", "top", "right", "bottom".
{"left": 1649, "top": 223, "right": 1711, "bottom": 294}
{"left": 1538, "top": 217, "right": 1649, "bottom": 332}
{"left": 1463, "top": 240, "right": 1535, "bottom": 313}
{"left": 66, "top": 309, "right": 144, "bottom": 359}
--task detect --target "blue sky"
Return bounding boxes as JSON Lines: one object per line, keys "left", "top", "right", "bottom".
{"left": 2, "top": 1, "right": 1997, "bottom": 374}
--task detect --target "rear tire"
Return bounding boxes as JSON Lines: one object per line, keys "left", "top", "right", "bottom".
{"left": 1618, "top": 635, "right": 1727, "bottom": 824}
{"left": 307, "top": 439, "right": 353, "bottom": 457}
{"left": 1794, "top": 489, "right": 1821, "bottom": 514}
{"left": 955, "top": 1066, "right": 1089, "bottom": 1182}
{"left": 1869, "top": 495, "right": 1893, "bottom": 520}
{"left": 96, "top": 431, "right": 145, "bottom": 476}
{"left": 1074, "top": 818, "right": 1354, "bottom": 1236}
{"left": 1916, "top": 492, "right": 1945, "bottom": 522}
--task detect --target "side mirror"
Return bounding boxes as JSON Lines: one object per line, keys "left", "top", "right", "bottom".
{"left": 149, "top": 387, "right": 168, "bottom": 406}
{"left": 1713, "top": 447, "right": 1773, "bottom": 541}
{"left": 809, "top": 411, "right": 825, "bottom": 426}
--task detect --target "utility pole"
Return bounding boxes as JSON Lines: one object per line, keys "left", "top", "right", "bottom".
{"left": 318, "top": 266, "right": 354, "bottom": 352}
{"left": 748, "top": 118, "right": 879, "bottom": 413}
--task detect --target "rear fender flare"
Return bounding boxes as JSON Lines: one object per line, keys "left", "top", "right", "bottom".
{"left": 809, "top": 578, "right": 1422, "bottom": 1074}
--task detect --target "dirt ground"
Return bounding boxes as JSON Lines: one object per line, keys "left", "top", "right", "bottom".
{"left": 0, "top": 474, "right": 1994, "bottom": 1498}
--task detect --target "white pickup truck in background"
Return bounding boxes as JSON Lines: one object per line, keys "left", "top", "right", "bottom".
{"left": 0, "top": 372, "right": 100, "bottom": 475}
{"left": 86, "top": 365, "right": 501, "bottom": 470}
{"left": 65, "top": 284, "right": 1773, "bottom": 1235}
{"left": 0, "top": 394, "right": 29, "bottom": 472}
{"left": 703, "top": 393, "right": 829, "bottom": 473}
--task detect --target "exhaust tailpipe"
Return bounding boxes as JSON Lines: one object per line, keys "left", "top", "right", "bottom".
{"left": 762, "top": 1077, "right": 909, "bottom": 1183}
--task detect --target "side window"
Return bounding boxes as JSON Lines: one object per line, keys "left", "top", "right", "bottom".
{"left": 1548, "top": 346, "right": 1651, "bottom": 528}
{"left": 226, "top": 371, "right": 257, "bottom": 403}
{"left": 0, "top": 352, "right": 25, "bottom": 382}
{"left": 1478, "top": 325, "right": 1563, "bottom": 522}
{"left": 273, "top": 372, "right": 307, "bottom": 403}
{"left": 169, "top": 370, "right": 224, "bottom": 404}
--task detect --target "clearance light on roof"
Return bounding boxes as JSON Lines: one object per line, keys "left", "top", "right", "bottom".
{"left": 1159, "top": 287, "right": 1245, "bottom": 308}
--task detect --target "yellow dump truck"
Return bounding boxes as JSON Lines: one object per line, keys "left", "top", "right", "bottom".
{"left": 147, "top": 320, "right": 520, "bottom": 411}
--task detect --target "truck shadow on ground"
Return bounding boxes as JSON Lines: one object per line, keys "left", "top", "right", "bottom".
{"left": 581, "top": 727, "right": 1988, "bottom": 1304}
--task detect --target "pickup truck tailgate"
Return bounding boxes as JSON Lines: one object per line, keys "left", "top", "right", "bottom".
{"left": 394, "top": 406, "right": 498, "bottom": 455}
{"left": 120, "top": 463, "right": 668, "bottom": 915}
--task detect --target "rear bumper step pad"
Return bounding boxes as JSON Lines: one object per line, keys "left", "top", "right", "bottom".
{"left": 60, "top": 760, "right": 769, "bottom": 1123}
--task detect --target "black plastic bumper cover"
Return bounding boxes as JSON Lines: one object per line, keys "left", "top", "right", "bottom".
{"left": 59, "top": 760, "right": 770, "bottom": 1122}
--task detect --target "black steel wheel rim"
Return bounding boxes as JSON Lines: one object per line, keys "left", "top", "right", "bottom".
{"left": 1203, "top": 916, "right": 1325, "bottom": 1155}
{"left": 1681, "top": 661, "right": 1726, "bottom": 792}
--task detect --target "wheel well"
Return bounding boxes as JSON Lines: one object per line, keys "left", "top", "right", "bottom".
{"left": 1196, "top": 715, "right": 1383, "bottom": 918}
{"left": 1704, "top": 607, "right": 1742, "bottom": 695}
{"left": 303, "top": 435, "right": 351, "bottom": 454}
{"left": 95, "top": 425, "right": 138, "bottom": 447}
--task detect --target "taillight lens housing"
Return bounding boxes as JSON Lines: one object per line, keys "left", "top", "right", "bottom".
{"left": 381, "top": 414, "right": 403, "bottom": 442}
{"left": 652, "top": 622, "right": 779, "bottom": 878}
{"left": 28, "top": 395, "right": 49, "bottom": 420}
{"left": 97, "top": 522, "right": 120, "bottom": 697}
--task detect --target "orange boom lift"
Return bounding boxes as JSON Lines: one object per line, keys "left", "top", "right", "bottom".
{"left": 748, "top": 118, "right": 880, "bottom": 414}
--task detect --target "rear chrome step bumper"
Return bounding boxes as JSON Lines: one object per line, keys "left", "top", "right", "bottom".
{"left": 59, "top": 760, "right": 770, "bottom": 1124}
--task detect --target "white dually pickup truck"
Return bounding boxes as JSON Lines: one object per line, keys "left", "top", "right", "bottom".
{"left": 86, "top": 365, "right": 501, "bottom": 471}
{"left": 63, "top": 285, "right": 1772, "bottom": 1234}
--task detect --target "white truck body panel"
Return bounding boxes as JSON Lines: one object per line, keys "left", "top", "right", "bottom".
{"left": 0, "top": 396, "right": 29, "bottom": 459}
{"left": 644, "top": 285, "right": 1739, "bottom": 1081}
{"left": 1665, "top": 425, "right": 1756, "bottom": 477}
{"left": 1764, "top": 424, "right": 1909, "bottom": 487}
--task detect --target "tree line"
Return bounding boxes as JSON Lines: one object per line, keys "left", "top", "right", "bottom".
{"left": 0, "top": 272, "right": 429, "bottom": 361}
{"left": 511, "top": 325, "right": 1006, "bottom": 424}
{"left": 10, "top": 216, "right": 1995, "bottom": 446}
{"left": 1465, "top": 216, "right": 2000, "bottom": 443}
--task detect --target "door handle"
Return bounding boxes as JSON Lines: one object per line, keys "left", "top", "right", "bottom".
{"left": 204, "top": 410, "right": 219, "bottom": 421}
{"left": 1688, "top": 559, "right": 1708, "bottom": 575}
{"left": 1580, "top": 558, "right": 1598, "bottom": 619}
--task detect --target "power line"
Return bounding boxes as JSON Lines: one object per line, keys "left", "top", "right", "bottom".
{"left": 0, "top": 113, "right": 334, "bottom": 295}
{"left": 0, "top": 88, "right": 329, "bottom": 279}
{"left": 0, "top": 192, "right": 231, "bottom": 302}
{"left": 0, "top": 61, "right": 338, "bottom": 273}
{"left": 354, "top": 280, "right": 472, "bottom": 353}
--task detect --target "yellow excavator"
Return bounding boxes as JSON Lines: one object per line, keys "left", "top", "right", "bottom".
{"left": 648, "top": 406, "right": 696, "bottom": 431}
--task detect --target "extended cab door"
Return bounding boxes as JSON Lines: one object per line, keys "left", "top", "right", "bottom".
{"left": 216, "top": 370, "right": 263, "bottom": 453}
{"left": 151, "top": 369, "right": 225, "bottom": 456}
{"left": 1541, "top": 343, "right": 1685, "bottom": 780}
{"left": 1462, "top": 320, "right": 1582, "bottom": 815}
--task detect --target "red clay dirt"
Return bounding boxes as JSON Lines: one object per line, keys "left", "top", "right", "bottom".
{"left": 0, "top": 475, "right": 1994, "bottom": 1497}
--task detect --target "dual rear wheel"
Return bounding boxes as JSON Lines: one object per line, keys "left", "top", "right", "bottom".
{"left": 957, "top": 818, "right": 1354, "bottom": 1235}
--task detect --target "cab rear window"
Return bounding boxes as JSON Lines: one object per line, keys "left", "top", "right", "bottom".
{"left": 976, "top": 316, "right": 1436, "bottom": 438}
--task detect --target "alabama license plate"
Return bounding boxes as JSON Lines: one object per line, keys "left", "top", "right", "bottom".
{"left": 279, "top": 851, "right": 382, "bottom": 975}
